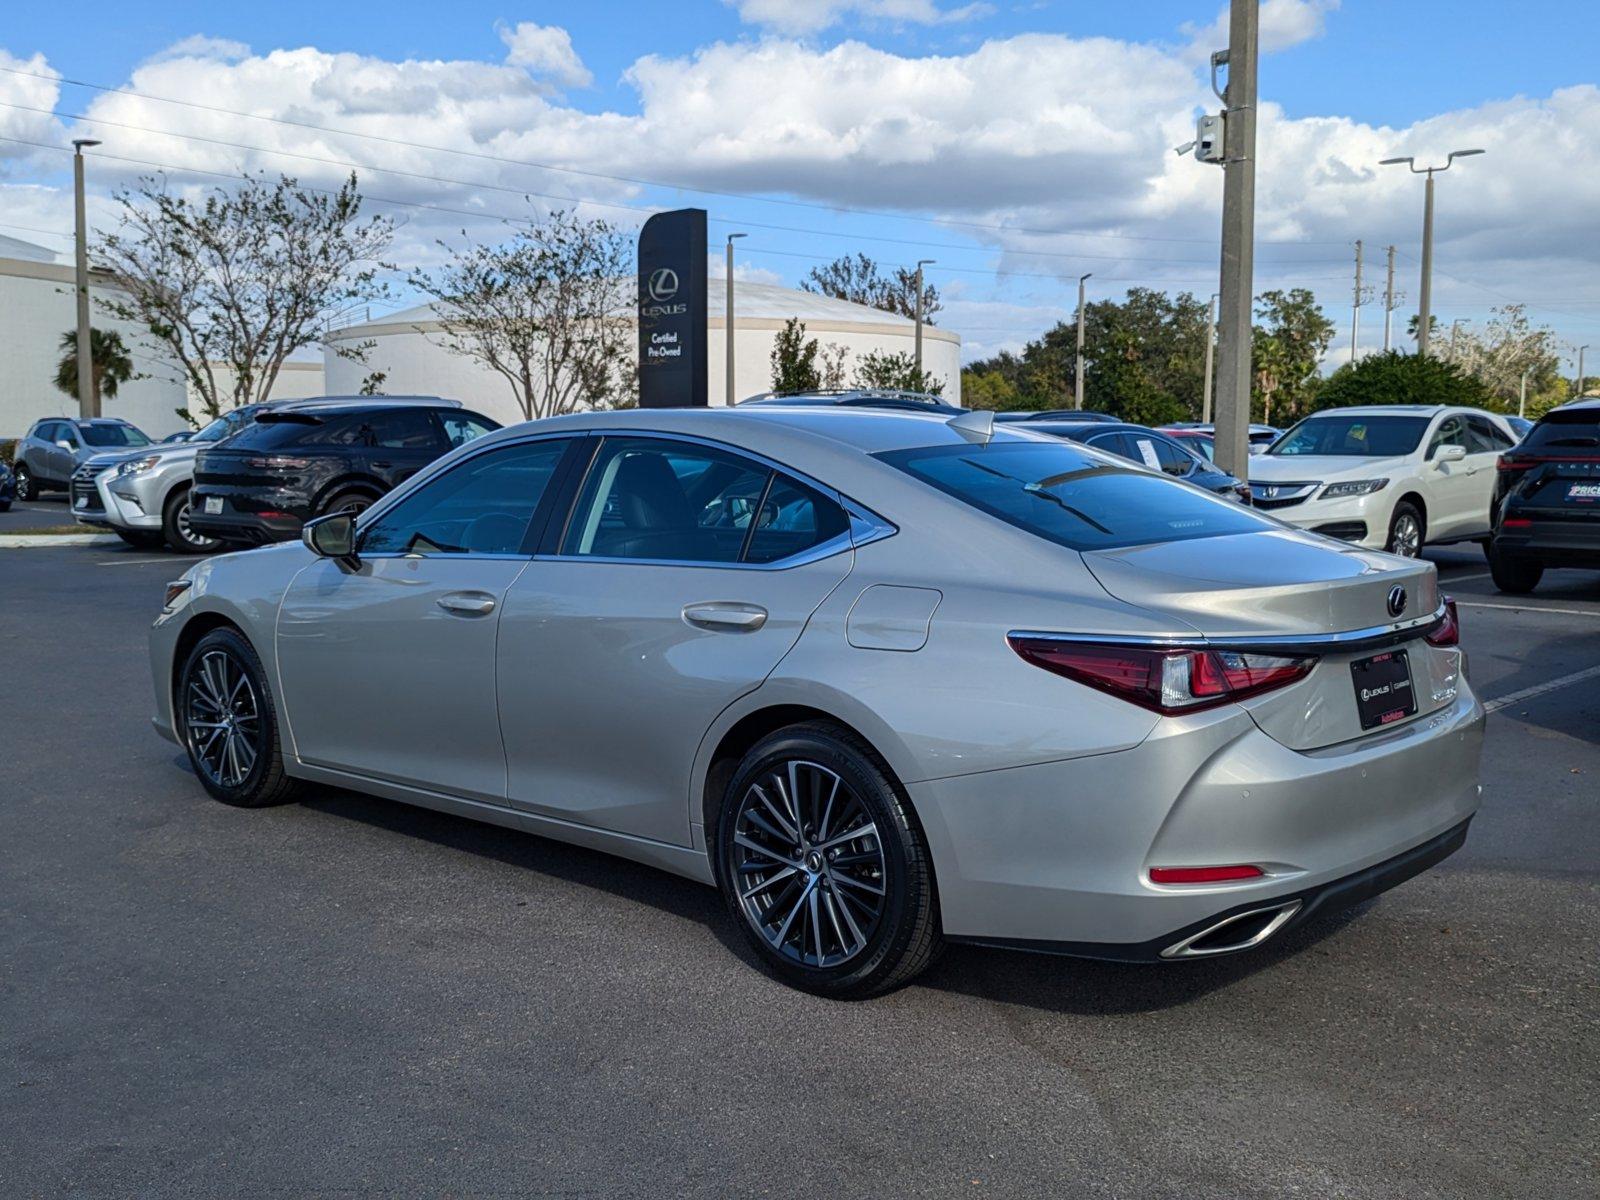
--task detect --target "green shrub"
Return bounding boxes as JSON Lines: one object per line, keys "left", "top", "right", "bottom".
{"left": 1317, "top": 351, "right": 1495, "bottom": 410}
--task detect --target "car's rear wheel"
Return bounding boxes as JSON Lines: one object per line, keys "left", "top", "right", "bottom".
{"left": 1489, "top": 550, "right": 1543, "bottom": 594}
{"left": 13, "top": 462, "right": 37, "bottom": 501}
{"left": 1385, "top": 502, "right": 1424, "bottom": 557}
{"left": 715, "top": 723, "right": 940, "bottom": 999}
{"left": 177, "top": 627, "right": 300, "bottom": 807}
{"left": 320, "top": 488, "right": 378, "bottom": 518}
{"left": 163, "top": 487, "right": 223, "bottom": 555}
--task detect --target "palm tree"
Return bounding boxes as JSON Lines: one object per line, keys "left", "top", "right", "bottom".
{"left": 53, "top": 327, "right": 136, "bottom": 405}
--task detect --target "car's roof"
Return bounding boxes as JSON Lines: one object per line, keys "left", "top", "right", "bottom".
{"left": 1547, "top": 398, "right": 1600, "bottom": 415}
{"left": 1301, "top": 405, "right": 1445, "bottom": 417}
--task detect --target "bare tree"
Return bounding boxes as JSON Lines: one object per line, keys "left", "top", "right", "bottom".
{"left": 800, "top": 252, "right": 941, "bottom": 324}
{"left": 1450, "top": 304, "right": 1559, "bottom": 405}
{"left": 411, "top": 209, "right": 635, "bottom": 421}
{"left": 94, "top": 172, "right": 393, "bottom": 420}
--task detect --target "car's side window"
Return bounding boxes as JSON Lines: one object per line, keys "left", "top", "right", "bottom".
{"left": 359, "top": 438, "right": 572, "bottom": 557}
{"left": 438, "top": 412, "right": 498, "bottom": 448}
{"left": 365, "top": 409, "right": 443, "bottom": 450}
{"left": 1145, "top": 436, "right": 1196, "bottom": 477}
{"left": 744, "top": 474, "right": 851, "bottom": 564}
{"left": 1466, "top": 414, "right": 1513, "bottom": 453}
{"left": 1086, "top": 432, "right": 1134, "bottom": 462}
{"left": 1427, "top": 416, "right": 1468, "bottom": 458}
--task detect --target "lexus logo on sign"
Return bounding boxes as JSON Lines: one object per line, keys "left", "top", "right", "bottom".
{"left": 647, "top": 268, "right": 679, "bottom": 303}
{"left": 1387, "top": 585, "right": 1408, "bottom": 618}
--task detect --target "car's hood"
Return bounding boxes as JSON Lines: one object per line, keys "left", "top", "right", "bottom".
{"left": 1248, "top": 454, "right": 1409, "bottom": 483}
{"left": 1082, "top": 528, "right": 1439, "bottom": 637}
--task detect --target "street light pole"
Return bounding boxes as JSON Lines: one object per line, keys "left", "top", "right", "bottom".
{"left": 1074, "top": 271, "right": 1093, "bottom": 411}
{"left": 1520, "top": 368, "right": 1530, "bottom": 419}
{"left": 914, "top": 259, "right": 934, "bottom": 381}
{"left": 1213, "top": 0, "right": 1258, "bottom": 479}
{"left": 724, "top": 233, "right": 745, "bottom": 406}
{"left": 1579, "top": 345, "right": 1589, "bottom": 400}
{"left": 1202, "top": 291, "right": 1218, "bottom": 424}
{"left": 72, "top": 138, "right": 102, "bottom": 419}
{"left": 1379, "top": 148, "right": 1484, "bottom": 357}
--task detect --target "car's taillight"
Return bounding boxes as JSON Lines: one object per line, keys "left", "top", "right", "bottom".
{"left": 1424, "top": 597, "right": 1460, "bottom": 648}
{"left": 1496, "top": 456, "right": 1534, "bottom": 473}
{"left": 1007, "top": 637, "right": 1316, "bottom": 715}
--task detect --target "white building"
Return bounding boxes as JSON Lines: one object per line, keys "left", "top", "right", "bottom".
{"left": 323, "top": 279, "right": 962, "bottom": 425}
{"left": 0, "top": 235, "right": 327, "bottom": 440}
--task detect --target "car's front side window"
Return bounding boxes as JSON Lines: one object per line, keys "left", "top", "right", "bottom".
{"left": 560, "top": 437, "right": 850, "bottom": 566}
{"left": 439, "top": 412, "right": 500, "bottom": 448}
{"left": 1428, "top": 415, "right": 1468, "bottom": 459}
{"left": 359, "top": 438, "right": 572, "bottom": 556}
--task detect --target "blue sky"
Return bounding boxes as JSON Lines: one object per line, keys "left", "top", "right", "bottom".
{"left": 3, "top": 0, "right": 1597, "bottom": 367}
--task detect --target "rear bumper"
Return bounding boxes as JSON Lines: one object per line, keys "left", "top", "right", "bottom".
{"left": 908, "top": 686, "right": 1484, "bottom": 952}
{"left": 1494, "top": 521, "right": 1600, "bottom": 568}
{"left": 187, "top": 491, "right": 307, "bottom": 543}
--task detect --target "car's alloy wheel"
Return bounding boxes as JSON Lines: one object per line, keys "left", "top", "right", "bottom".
{"left": 13, "top": 463, "right": 36, "bottom": 501}
{"left": 177, "top": 628, "right": 300, "bottom": 807}
{"left": 731, "top": 760, "right": 887, "bottom": 969}
{"left": 1386, "top": 504, "right": 1423, "bottom": 557}
{"left": 717, "top": 723, "right": 940, "bottom": 998}
{"left": 164, "top": 489, "right": 222, "bottom": 554}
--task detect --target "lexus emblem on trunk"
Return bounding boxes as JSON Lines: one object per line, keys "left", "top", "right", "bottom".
{"left": 1386, "top": 585, "right": 1407, "bottom": 618}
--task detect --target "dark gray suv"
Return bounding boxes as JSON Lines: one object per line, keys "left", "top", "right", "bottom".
{"left": 13, "top": 417, "right": 152, "bottom": 501}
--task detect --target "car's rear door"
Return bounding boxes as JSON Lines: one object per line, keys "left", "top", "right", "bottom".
{"left": 355, "top": 408, "right": 452, "bottom": 491}
{"left": 275, "top": 435, "right": 578, "bottom": 802}
{"left": 496, "top": 434, "right": 857, "bottom": 847}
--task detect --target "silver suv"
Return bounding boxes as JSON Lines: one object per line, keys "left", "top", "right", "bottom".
{"left": 73, "top": 396, "right": 464, "bottom": 553}
{"left": 13, "top": 418, "right": 152, "bottom": 503}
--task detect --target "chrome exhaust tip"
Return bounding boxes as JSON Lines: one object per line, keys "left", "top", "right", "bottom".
{"left": 1160, "top": 900, "right": 1302, "bottom": 960}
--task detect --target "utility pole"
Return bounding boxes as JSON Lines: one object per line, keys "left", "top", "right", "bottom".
{"left": 72, "top": 138, "right": 101, "bottom": 419}
{"left": 1213, "top": 0, "right": 1258, "bottom": 478}
{"left": 1202, "top": 292, "right": 1219, "bottom": 423}
{"left": 724, "top": 233, "right": 745, "bottom": 406}
{"left": 1449, "top": 318, "right": 1468, "bottom": 361}
{"left": 1350, "top": 239, "right": 1366, "bottom": 364}
{"left": 913, "top": 259, "right": 934, "bottom": 381}
{"left": 1520, "top": 368, "right": 1530, "bottom": 419}
{"left": 1380, "top": 148, "right": 1485, "bottom": 357}
{"left": 1578, "top": 345, "right": 1589, "bottom": 399}
{"left": 1074, "top": 271, "right": 1093, "bottom": 410}
{"left": 1382, "top": 245, "right": 1400, "bottom": 352}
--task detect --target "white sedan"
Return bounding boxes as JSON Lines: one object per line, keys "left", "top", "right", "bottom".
{"left": 1249, "top": 405, "right": 1520, "bottom": 556}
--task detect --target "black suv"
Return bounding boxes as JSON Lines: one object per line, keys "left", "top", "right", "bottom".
{"left": 1488, "top": 399, "right": 1600, "bottom": 593}
{"left": 188, "top": 400, "right": 499, "bottom": 544}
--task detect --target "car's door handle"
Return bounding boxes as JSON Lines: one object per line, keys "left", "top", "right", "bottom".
{"left": 683, "top": 602, "right": 768, "bottom": 632}
{"left": 437, "top": 592, "right": 497, "bottom": 616}
{"left": 370, "top": 460, "right": 392, "bottom": 469}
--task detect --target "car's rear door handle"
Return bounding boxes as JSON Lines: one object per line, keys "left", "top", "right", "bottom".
{"left": 683, "top": 602, "right": 768, "bottom": 631}
{"left": 437, "top": 591, "right": 497, "bottom": 616}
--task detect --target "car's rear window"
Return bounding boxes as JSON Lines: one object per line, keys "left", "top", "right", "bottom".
{"left": 1519, "top": 409, "right": 1600, "bottom": 453}
{"left": 1268, "top": 415, "right": 1429, "bottom": 457}
{"left": 80, "top": 424, "right": 151, "bottom": 448}
{"left": 876, "top": 441, "right": 1274, "bottom": 551}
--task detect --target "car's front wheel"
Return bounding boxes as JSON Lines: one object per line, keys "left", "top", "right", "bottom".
{"left": 177, "top": 627, "right": 300, "bottom": 807}
{"left": 163, "top": 487, "right": 223, "bottom": 554}
{"left": 716, "top": 723, "right": 941, "bottom": 999}
{"left": 13, "top": 462, "right": 37, "bottom": 501}
{"left": 1385, "top": 501, "right": 1424, "bottom": 557}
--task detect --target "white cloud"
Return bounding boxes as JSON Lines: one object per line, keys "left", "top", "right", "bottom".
{"left": 143, "top": 35, "right": 252, "bottom": 64}
{"left": 726, "top": 0, "right": 993, "bottom": 37}
{"left": 1184, "top": 0, "right": 1341, "bottom": 57}
{"left": 497, "top": 22, "right": 592, "bottom": 91}
{"left": 0, "top": 50, "right": 64, "bottom": 171}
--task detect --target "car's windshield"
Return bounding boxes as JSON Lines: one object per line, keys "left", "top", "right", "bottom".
{"left": 190, "top": 410, "right": 254, "bottom": 444}
{"left": 1268, "top": 414, "right": 1430, "bottom": 457}
{"left": 877, "top": 441, "right": 1274, "bottom": 552}
{"left": 79, "top": 423, "right": 151, "bottom": 448}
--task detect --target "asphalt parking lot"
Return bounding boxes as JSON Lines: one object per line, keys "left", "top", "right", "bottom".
{"left": 2, "top": 540, "right": 1596, "bottom": 1198}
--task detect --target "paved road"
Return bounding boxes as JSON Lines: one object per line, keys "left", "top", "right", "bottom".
{"left": 2, "top": 543, "right": 1596, "bottom": 1198}
{"left": 0, "top": 494, "right": 85, "bottom": 534}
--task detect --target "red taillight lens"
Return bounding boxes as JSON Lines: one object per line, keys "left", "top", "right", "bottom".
{"left": 1149, "top": 864, "right": 1265, "bottom": 885}
{"left": 1424, "top": 597, "right": 1460, "bottom": 647}
{"left": 1500, "top": 517, "right": 1532, "bottom": 528}
{"left": 1496, "top": 456, "right": 1534, "bottom": 473}
{"left": 1008, "top": 637, "right": 1316, "bottom": 715}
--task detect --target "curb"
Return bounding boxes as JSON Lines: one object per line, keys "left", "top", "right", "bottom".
{"left": 0, "top": 533, "right": 123, "bottom": 548}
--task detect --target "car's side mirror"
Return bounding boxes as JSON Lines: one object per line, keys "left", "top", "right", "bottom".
{"left": 1434, "top": 443, "right": 1467, "bottom": 465}
{"left": 302, "top": 511, "right": 358, "bottom": 563}
{"left": 56, "top": 440, "right": 75, "bottom": 451}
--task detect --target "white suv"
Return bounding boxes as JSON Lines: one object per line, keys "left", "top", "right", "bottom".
{"left": 1248, "top": 405, "right": 1519, "bottom": 557}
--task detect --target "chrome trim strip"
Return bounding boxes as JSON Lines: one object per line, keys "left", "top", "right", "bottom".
{"left": 1009, "top": 604, "right": 1447, "bottom": 656}
{"left": 1160, "top": 901, "right": 1301, "bottom": 959}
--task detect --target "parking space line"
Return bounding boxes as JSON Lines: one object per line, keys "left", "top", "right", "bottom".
{"left": 95, "top": 557, "right": 177, "bottom": 566}
{"left": 1484, "top": 664, "right": 1600, "bottom": 713}
{"left": 1457, "top": 601, "right": 1599, "bottom": 618}
{"left": 1438, "top": 571, "right": 1490, "bottom": 583}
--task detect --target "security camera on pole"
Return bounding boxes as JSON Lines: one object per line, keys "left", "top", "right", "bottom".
{"left": 1174, "top": 0, "right": 1256, "bottom": 478}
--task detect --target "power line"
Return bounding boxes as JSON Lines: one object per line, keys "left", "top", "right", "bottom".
{"left": 0, "top": 61, "right": 1352, "bottom": 247}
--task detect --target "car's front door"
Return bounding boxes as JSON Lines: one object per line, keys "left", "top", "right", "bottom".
{"left": 276, "top": 435, "right": 576, "bottom": 801}
{"left": 1422, "top": 414, "right": 1480, "bottom": 539}
{"left": 46, "top": 423, "right": 78, "bottom": 484}
{"left": 496, "top": 434, "right": 858, "bottom": 846}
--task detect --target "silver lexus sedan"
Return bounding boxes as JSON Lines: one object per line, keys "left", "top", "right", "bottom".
{"left": 149, "top": 407, "right": 1484, "bottom": 998}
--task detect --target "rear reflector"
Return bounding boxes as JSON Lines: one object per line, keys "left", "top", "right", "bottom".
{"left": 1008, "top": 637, "right": 1316, "bottom": 715}
{"left": 1500, "top": 517, "right": 1532, "bottom": 528}
{"left": 1424, "top": 597, "right": 1460, "bottom": 647}
{"left": 1149, "top": 865, "right": 1265, "bottom": 885}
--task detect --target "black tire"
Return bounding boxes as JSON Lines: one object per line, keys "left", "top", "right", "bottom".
{"left": 715, "top": 722, "right": 941, "bottom": 999}
{"left": 13, "top": 462, "right": 37, "bottom": 501}
{"left": 1488, "top": 550, "right": 1543, "bottom": 594}
{"left": 115, "top": 528, "right": 165, "bottom": 549}
{"left": 162, "top": 487, "right": 223, "bottom": 555}
{"left": 319, "top": 488, "right": 379, "bottom": 518}
{"left": 176, "top": 627, "right": 301, "bottom": 808}
{"left": 1385, "top": 501, "right": 1425, "bottom": 557}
